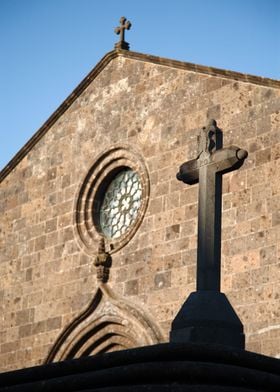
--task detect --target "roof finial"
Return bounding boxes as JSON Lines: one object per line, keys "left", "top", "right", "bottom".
{"left": 114, "top": 16, "right": 131, "bottom": 50}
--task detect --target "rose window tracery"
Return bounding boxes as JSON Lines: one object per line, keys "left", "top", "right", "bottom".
{"left": 99, "top": 169, "right": 142, "bottom": 239}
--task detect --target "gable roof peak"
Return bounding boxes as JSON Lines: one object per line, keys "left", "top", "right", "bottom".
{"left": 1, "top": 49, "right": 279, "bottom": 182}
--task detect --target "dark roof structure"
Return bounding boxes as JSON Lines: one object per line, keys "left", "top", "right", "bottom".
{"left": 0, "top": 343, "right": 280, "bottom": 391}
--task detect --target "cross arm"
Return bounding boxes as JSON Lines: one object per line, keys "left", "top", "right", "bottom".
{"left": 212, "top": 146, "right": 248, "bottom": 175}
{"left": 177, "top": 145, "right": 247, "bottom": 185}
{"left": 176, "top": 158, "right": 199, "bottom": 185}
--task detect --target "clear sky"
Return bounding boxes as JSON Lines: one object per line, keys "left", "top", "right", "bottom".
{"left": 0, "top": 0, "right": 279, "bottom": 170}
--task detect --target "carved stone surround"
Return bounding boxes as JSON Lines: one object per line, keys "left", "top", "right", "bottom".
{"left": 45, "top": 284, "right": 163, "bottom": 362}
{"left": 75, "top": 144, "right": 150, "bottom": 255}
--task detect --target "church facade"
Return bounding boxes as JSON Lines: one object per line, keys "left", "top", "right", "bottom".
{"left": 0, "top": 47, "right": 280, "bottom": 372}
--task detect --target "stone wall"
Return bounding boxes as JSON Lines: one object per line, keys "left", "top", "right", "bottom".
{"left": 0, "top": 53, "right": 280, "bottom": 371}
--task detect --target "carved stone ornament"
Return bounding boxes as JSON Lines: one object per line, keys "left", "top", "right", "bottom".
{"left": 94, "top": 237, "right": 112, "bottom": 283}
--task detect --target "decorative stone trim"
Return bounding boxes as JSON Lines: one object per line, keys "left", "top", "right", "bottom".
{"left": 75, "top": 144, "right": 149, "bottom": 255}
{"left": 45, "top": 284, "right": 163, "bottom": 362}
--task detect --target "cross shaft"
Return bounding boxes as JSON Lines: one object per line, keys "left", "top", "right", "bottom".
{"left": 177, "top": 120, "right": 248, "bottom": 291}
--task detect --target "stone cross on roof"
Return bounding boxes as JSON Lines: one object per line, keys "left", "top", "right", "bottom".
{"left": 114, "top": 16, "right": 131, "bottom": 50}
{"left": 170, "top": 119, "right": 248, "bottom": 349}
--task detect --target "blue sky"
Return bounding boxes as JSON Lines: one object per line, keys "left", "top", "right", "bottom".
{"left": 0, "top": 0, "right": 279, "bottom": 170}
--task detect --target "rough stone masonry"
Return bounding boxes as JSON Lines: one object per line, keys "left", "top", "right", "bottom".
{"left": 0, "top": 49, "right": 280, "bottom": 371}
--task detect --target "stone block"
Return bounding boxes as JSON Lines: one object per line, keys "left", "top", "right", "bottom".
{"left": 34, "top": 236, "right": 46, "bottom": 252}
{"left": 154, "top": 271, "right": 171, "bottom": 290}
{"left": 124, "top": 279, "right": 139, "bottom": 296}
{"left": 165, "top": 224, "right": 180, "bottom": 241}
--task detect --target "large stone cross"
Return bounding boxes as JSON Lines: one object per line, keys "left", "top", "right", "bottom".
{"left": 170, "top": 119, "right": 248, "bottom": 348}
{"left": 177, "top": 119, "right": 248, "bottom": 291}
{"left": 114, "top": 16, "right": 131, "bottom": 50}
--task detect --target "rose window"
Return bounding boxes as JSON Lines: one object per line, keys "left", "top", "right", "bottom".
{"left": 99, "top": 169, "right": 142, "bottom": 239}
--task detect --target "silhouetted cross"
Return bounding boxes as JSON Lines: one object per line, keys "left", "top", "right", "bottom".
{"left": 177, "top": 120, "right": 248, "bottom": 291}
{"left": 114, "top": 16, "right": 131, "bottom": 50}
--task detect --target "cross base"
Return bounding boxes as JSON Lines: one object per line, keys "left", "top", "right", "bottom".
{"left": 170, "top": 291, "right": 245, "bottom": 349}
{"left": 114, "top": 41, "right": 130, "bottom": 50}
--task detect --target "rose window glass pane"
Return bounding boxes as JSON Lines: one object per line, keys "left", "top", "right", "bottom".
{"left": 99, "top": 169, "right": 142, "bottom": 239}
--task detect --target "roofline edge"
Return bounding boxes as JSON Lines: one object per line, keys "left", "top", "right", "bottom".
{"left": 121, "top": 50, "right": 280, "bottom": 88}
{"left": 0, "top": 50, "right": 119, "bottom": 183}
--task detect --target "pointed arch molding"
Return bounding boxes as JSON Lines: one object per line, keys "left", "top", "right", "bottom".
{"left": 45, "top": 284, "right": 164, "bottom": 363}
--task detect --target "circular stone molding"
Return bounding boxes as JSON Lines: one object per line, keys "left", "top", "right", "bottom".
{"left": 75, "top": 145, "right": 150, "bottom": 254}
